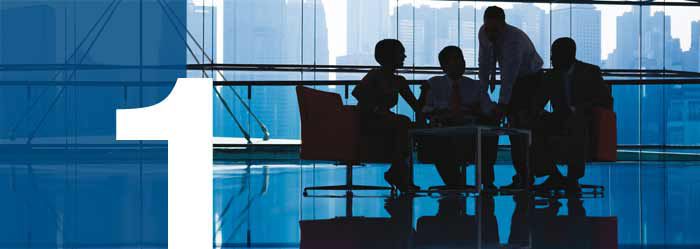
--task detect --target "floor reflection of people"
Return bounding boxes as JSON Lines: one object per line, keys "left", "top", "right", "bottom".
{"left": 532, "top": 196, "right": 593, "bottom": 249}
{"left": 507, "top": 192, "right": 532, "bottom": 248}
{"left": 299, "top": 195, "right": 415, "bottom": 249}
{"left": 415, "top": 194, "right": 499, "bottom": 249}
{"left": 509, "top": 194, "right": 617, "bottom": 249}
{"left": 384, "top": 195, "right": 415, "bottom": 248}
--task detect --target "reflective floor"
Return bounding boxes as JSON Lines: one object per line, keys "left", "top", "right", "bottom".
{"left": 2, "top": 151, "right": 700, "bottom": 248}
{"left": 214, "top": 162, "right": 700, "bottom": 249}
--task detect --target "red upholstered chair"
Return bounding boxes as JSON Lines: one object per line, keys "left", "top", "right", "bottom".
{"left": 583, "top": 107, "right": 617, "bottom": 194}
{"left": 296, "top": 86, "right": 394, "bottom": 195}
{"left": 532, "top": 216, "right": 618, "bottom": 249}
{"left": 590, "top": 107, "right": 617, "bottom": 162}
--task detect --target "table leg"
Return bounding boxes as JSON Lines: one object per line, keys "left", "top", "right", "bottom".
{"left": 476, "top": 127, "right": 482, "bottom": 193}
{"left": 526, "top": 131, "right": 532, "bottom": 190}
{"left": 409, "top": 134, "right": 414, "bottom": 191}
{"left": 476, "top": 190, "right": 483, "bottom": 249}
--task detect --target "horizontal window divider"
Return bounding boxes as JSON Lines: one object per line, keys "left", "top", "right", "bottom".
{"left": 0, "top": 81, "right": 174, "bottom": 86}
{"left": 213, "top": 78, "right": 700, "bottom": 86}
{"left": 0, "top": 64, "right": 185, "bottom": 71}
{"left": 428, "top": 0, "right": 700, "bottom": 7}
{"left": 189, "top": 63, "right": 700, "bottom": 76}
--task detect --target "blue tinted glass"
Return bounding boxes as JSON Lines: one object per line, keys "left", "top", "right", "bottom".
{"left": 1, "top": 0, "right": 185, "bottom": 247}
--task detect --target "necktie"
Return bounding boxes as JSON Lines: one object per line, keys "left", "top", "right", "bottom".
{"left": 489, "top": 46, "right": 499, "bottom": 93}
{"left": 563, "top": 73, "right": 573, "bottom": 108}
{"left": 449, "top": 80, "right": 462, "bottom": 116}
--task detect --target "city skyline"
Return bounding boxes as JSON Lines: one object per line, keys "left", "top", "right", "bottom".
{"left": 189, "top": 0, "right": 700, "bottom": 144}
{"left": 192, "top": 1, "right": 699, "bottom": 68}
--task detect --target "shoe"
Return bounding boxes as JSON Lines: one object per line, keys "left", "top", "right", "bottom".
{"left": 384, "top": 170, "right": 419, "bottom": 194}
{"left": 500, "top": 175, "right": 531, "bottom": 191}
{"left": 534, "top": 174, "right": 565, "bottom": 191}
{"left": 565, "top": 179, "right": 582, "bottom": 195}
{"left": 484, "top": 183, "right": 498, "bottom": 192}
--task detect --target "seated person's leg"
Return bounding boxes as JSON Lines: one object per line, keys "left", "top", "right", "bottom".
{"left": 482, "top": 136, "right": 499, "bottom": 189}
{"left": 562, "top": 112, "right": 590, "bottom": 192}
{"left": 435, "top": 161, "right": 462, "bottom": 186}
{"left": 501, "top": 134, "right": 532, "bottom": 190}
{"left": 531, "top": 114, "right": 572, "bottom": 191}
{"left": 531, "top": 132, "right": 560, "bottom": 178}
{"left": 390, "top": 114, "right": 412, "bottom": 162}
{"left": 383, "top": 114, "right": 418, "bottom": 191}
{"left": 431, "top": 137, "right": 463, "bottom": 186}
{"left": 531, "top": 136, "right": 567, "bottom": 190}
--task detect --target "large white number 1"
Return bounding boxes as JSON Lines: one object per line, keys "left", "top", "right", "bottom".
{"left": 116, "top": 78, "right": 213, "bottom": 248}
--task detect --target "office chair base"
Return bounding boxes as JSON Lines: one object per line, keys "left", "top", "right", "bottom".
{"left": 533, "top": 184, "right": 605, "bottom": 198}
{"left": 425, "top": 185, "right": 479, "bottom": 196}
{"left": 303, "top": 185, "right": 394, "bottom": 196}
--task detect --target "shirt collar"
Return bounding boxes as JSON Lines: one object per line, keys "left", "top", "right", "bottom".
{"left": 445, "top": 75, "right": 463, "bottom": 87}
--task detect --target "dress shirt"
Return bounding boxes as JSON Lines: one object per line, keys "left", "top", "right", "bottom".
{"left": 478, "top": 24, "right": 543, "bottom": 105}
{"left": 422, "top": 75, "right": 496, "bottom": 115}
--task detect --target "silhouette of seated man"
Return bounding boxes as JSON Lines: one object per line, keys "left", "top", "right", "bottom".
{"left": 419, "top": 46, "right": 499, "bottom": 190}
{"left": 528, "top": 37, "right": 614, "bottom": 193}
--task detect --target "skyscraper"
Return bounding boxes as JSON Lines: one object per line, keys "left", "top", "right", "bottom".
{"left": 694, "top": 21, "right": 700, "bottom": 71}
{"left": 683, "top": 21, "right": 699, "bottom": 72}
{"left": 607, "top": 10, "right": 640, "bottom": 69}
{"left": 220, "top": 0, "right": 329, "bottom": 139}
{"left": 393, "top": 4, "right": 460, "bottom": 67}
{"left": 509, "top": 4, "right": 550, "bottom": 65}
{"left": 339, "top": 0, "right": 391, "bottom": 66}
{"left": 551, "top": 5, "right": 601, "bottom": 65}
{"left": 459, "top": 5, "right": 478, "bottom": 67}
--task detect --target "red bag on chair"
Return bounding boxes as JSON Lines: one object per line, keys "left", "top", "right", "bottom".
{"left": 591, "top": 107, "right": 617, "bottom": 161}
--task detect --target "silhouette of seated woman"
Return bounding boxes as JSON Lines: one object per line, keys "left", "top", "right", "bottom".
{"left": 352, "top": 39, "right": 421, "bottom": 193}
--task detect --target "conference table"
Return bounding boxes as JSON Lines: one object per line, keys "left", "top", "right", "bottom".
{"left": 409, "top": 124, "right": 532, "bottom": 194}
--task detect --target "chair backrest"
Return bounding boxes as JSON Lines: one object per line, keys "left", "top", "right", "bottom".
{"left": 296, "top": 86, "right": 343, "bottom": 135}
{"left": 296, "top": 86, "right": 359, "bottom": 161}
{"left": 295, "top": 86, "right": 396, "bottom": 163}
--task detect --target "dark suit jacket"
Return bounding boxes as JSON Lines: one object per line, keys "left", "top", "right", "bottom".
{"left": 532, "top": 60, "right": 613, "bottom": 116}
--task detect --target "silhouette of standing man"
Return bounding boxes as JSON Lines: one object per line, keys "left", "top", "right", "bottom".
{"left": 478, "top": 6, "right": 544, "bottom": 190}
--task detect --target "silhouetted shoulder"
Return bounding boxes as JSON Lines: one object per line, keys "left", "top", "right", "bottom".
{"left": 425, "top": 75, "right": 447, "bottom": 89}
{"left": 542, "top": 69, "right": 558, "bottom": 82}
{"left": 427, "top": 75, "right": 444, "bottom": 83}
{"left": 362, "top": 69, "right": 383, "bottom": 82}
{"left": 477, "top": 25, "right": 488, "bottom": 43}
{"left": 576, "top": 61, "right": 601, "bottom": 74}
{"left": 461, "top": 76, "right": 477, "bottom": 83}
